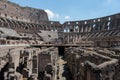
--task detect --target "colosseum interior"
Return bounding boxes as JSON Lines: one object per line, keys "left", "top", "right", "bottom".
{"left": 0, "top": 0, "right": 120, "bottom": 80}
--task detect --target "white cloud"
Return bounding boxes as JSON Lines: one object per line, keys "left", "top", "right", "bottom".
{"left": 45, "top": 9, "right": 59, "bottom": 19}
{"left": 65, "top": 16, "right": 70, "bottom": 20}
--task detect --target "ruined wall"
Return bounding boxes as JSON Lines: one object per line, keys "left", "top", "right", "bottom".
{"left": 0, "top": 46, "right": 58, "bottom": 80}
{"left": 0, "top": 0, "right": 48, "bottom": 22}
{"left": 65, "top": 47, "right": 120, "bottom": 80}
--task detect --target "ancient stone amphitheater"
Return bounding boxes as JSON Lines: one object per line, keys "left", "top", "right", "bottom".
{"left": 0, "top": 0, "right": 120, "bottom": 80}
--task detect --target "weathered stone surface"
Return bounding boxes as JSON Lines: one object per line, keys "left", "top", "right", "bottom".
{"left": 0, "top": 0, "right": 120, "bottom": 80}
{"left": 0, "top": 0, "right": 48, "bottom": 22}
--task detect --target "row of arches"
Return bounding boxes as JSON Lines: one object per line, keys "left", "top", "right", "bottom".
{"left": 63, "top": 13, "right": 120, "bottom": 32}
{"left": 62, "top": 29, "right": 120, "bottom": 45}
{"left": 0, "top": 16, "right": 62, "bottom": 33}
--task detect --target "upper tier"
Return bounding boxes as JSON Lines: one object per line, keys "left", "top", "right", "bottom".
{"left": 0, "top": 0, "right": 48, "bottom": 22}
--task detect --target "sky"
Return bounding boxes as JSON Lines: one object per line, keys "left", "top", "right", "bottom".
{"left": 9, "top": 0, "right": 120, "bottom": 23}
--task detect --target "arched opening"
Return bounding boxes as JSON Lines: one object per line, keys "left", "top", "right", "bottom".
{"left": 25, "top": 26, "right": 28, "bottom": 30}
{"left": 5, "top": 14, "right": 7, "bottom": 17}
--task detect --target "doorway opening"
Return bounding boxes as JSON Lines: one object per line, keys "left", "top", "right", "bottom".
{"left": 58, "top": 46, "right": 65, "bottom": 56}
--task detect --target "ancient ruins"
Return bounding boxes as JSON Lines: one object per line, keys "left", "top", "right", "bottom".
{"left": 0, "top": 0, "right": 120, "bottom": 80}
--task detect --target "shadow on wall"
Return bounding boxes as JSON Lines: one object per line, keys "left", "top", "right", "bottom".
{"left": 62, "top": 63, "right": 73, "bottom": 80}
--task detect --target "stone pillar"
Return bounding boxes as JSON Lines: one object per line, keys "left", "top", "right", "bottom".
{"left": 7, "top": 50, "right": 16, "bottom": 80}
{"left": 67, "top": 35, "right": 70, "bottom": 44}
{"left": 32, "top": 55, "right": 38, "bottom": 74}
{"left": 81, "top": 26, "right": 83, "bottom": 32}
{"left": 72, "top": 35, "right": 74, "bottom": 44}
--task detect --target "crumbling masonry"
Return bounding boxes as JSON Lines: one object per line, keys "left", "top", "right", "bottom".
{"left": 0, "top": 0, "right": 120, "bottom": 80}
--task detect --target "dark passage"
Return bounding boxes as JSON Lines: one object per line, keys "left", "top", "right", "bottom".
{"left": 0, "top": 63, "right": 9, "bottom": 80}
{"left": 58, "top": 46, "right": 65, "bottom": 56}
{"left": 62, "top": 63, "right": 73, "bottom": 80}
